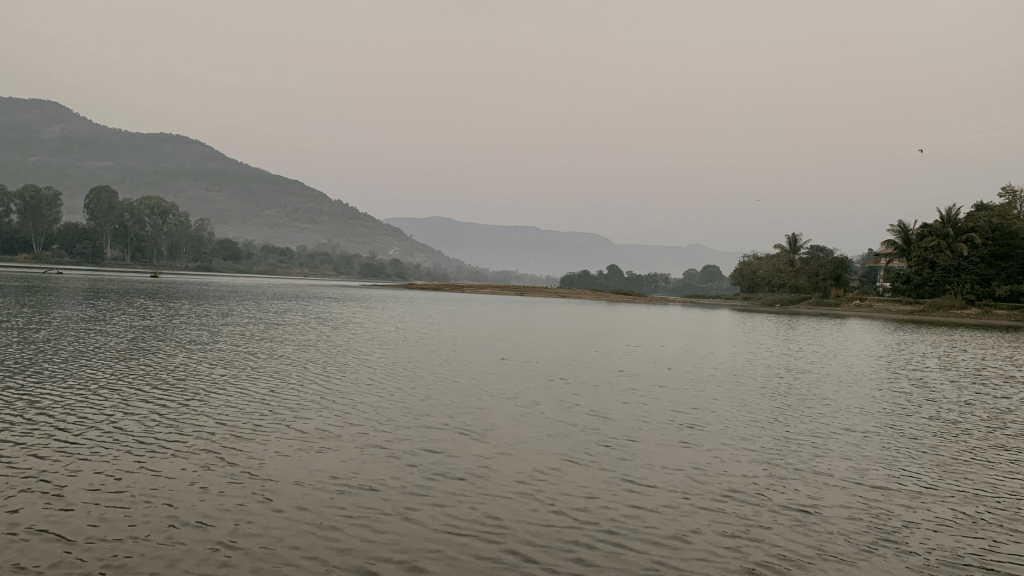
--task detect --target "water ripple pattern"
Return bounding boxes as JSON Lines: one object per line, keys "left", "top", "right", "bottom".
{"left": 1, "top": 271, "right": 1023, "bottom": 575}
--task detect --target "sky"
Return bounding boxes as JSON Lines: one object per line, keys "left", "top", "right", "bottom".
{"left": 1, "top": 0, "right": 1021, "bottom": 253}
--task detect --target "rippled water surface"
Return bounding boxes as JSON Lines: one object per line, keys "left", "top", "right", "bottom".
{"left": 2, "top": 271, "right": 1023, "bottom": 575}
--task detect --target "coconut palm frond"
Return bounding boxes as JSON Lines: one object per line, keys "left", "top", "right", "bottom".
{"left": 879, "top": 219, "right": 917, "bottom": 264}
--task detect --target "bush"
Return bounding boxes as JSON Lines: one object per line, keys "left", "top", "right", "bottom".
{"left": 802, "top": 298, "right": 843, "bottom": 307}
{"left": 756, "top": 294, "right": 812, "bottom": 307}
{"left": 994, "top": 284, "right": 1024, "bottom": 304}
{"left": 920, "top": 295, "right": 968, "bottom": 312}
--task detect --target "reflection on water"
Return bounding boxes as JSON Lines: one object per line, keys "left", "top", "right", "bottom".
{"left": 1, "top": 271, "right": 1022, "bottom": 575}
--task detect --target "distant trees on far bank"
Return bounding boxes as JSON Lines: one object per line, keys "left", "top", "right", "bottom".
{"left": 0, "top": 182, "right": 558, "bottom": 285}
{"left": 559, "top": 263, "right": 738, "bottom": 296}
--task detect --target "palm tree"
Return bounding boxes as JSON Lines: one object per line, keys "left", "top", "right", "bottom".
{"left": 879, "top": 219, "right": 917, "bottom": 264}
{"left": 929, "top": 203, "right": 981, "bottom": 257}
{"left": 773, "top": 232, "right": 811, "bottom": 259}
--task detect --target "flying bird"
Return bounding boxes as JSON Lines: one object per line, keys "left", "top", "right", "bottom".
{"left": 919, "top": 149, "right": 923, "bottom": 153}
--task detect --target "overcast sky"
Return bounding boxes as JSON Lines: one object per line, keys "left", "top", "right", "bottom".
{"left": 2, "top": 0, "right": 1021, "bottom": 253}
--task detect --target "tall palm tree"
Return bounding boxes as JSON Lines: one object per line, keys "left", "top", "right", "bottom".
{"left": 773, "top": 232, "right": 811, "bottom": 259}
{"left": 879, "top": 219, "right": 917, "bottom": 264}
{"left": 929, "top": 203, "right": 981, "bottom": 257}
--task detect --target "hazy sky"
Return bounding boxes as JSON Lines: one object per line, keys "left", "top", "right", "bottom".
{"left": 2, "top": 1, "right": 1021, "bottom": 253}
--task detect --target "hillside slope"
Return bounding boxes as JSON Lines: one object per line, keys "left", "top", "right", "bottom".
{"left": 0, "top": 97, "right": 463, "bottom": 269}
{"left": 384, "top": 217, "right": 627, "bottom": 277}
{"left": 384, "top": 217, "right": 747, "bottom": 276}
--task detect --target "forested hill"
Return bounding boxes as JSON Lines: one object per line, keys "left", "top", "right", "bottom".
{"left": 0, "top": 97, "right": 462, "bottom": 269}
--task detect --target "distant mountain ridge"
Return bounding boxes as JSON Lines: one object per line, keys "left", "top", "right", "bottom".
{"left": 0, "top": 97, "right": 465, "bottom": 269}
{"left": 384, "top": 217, "right": 747, "bottom": 277}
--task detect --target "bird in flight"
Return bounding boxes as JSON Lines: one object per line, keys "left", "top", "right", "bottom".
{"left": 919, "top": 149, "right": 924, "bottom": 153}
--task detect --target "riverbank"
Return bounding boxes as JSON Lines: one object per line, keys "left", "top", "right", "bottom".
{"left": 378, "top": 283, "right": 1024, "bottom": 327}
{"left": 0, "top": 261, "right": 379, "bottom": 283}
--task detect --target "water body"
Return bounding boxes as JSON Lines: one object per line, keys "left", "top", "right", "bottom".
{"left": 1, "top": 271, "right": 1022, "bottom": 576}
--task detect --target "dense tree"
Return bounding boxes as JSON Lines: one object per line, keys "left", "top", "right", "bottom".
{"left": 115, "top": 197, "right": 147, "bottom": 263}
{"left": 52, "top": 221, "right": 104, "bottom": 263}
{"left": 559, "top": 264, "right": 732, "bottom": 296}
{"left": 135, "top": 195, "right": 181, "bottom": 263}
{"left": 730, "top": 246, "right": 851, "bottom": 295}
{"left": 184, "top": 218, "right": 216, "bottom": 263}
{"left": 0, "top": 184, "right": 14, "bottom": 253}
{"left": 212, "top": 238, "right": 243, "bottom": 262}
{"left": 799, "top": 246, "right": 852, "bottom": 295}
{"left": 891, "top": 193, "right": 1024, "bottom": 301}
{"left": 997, "top": 183, "right": 1024, "bottom": 218}
{"left": 729, "top": 252, "right": 793, "bottom": 293}
{"left": 879, "top": 219, "right": 918, "bottom": 264}
{"left": 929, "top": 204, "right": 981, "bottom": 258}
{"left": 83, "top": 185, "right": 121, "bottom": 259}
{"left": 698, "top": 264, "right": 726, "bottom": 285}
{"left": 773, "top": 232, "right": 811, "bottom": 260}
{"left": 12, "top": 184, "right": 63, "bottom": 253}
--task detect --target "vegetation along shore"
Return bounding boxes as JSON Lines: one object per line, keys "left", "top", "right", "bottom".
{"left": 379, "top": 283, "right": 1024, "bottom": 327}
{"left": 3, "top": 179, "right": 1021, "bottom": 326}
{"left": 0, "top": 182, "right": 556, "bottom": 285}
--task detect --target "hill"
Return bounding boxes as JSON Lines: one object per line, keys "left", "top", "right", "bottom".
{"left": 0, "top": 97, "right": 463, "bottom": 269}
{"left": 384, "top": 217, "right": 747, "bottom": 277}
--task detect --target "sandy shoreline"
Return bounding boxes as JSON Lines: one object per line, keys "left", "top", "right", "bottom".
{"left": 375, "top": 283, "right": 1024, "bottom": 328}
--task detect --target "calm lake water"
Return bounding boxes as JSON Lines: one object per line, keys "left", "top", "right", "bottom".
{"left": 2, "top": 271, "right": 1022, "bottom": 576}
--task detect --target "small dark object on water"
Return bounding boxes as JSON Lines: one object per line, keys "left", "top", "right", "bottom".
{"left": 150, "top": 270, "right": 162, "bottom": 278}
{"left": 42, "top": 268, "right": 62, "bottom": 274}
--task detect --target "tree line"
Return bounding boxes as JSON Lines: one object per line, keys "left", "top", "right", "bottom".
{"left": 559, "top": 263, "right": 737, "bottom": 296}
{"left": 0, "top": 183, "right": 216, "bottom": 265}
{"left": 0, "top": 182, "right": 561, "bottom": 284}
{"left": 728, "top": 184, "right": 1024, "bottom": 303}
{"left": 883, "top": 184, "right": 1024, "bottom": 302}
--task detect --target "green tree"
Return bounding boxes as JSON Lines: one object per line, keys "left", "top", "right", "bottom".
{"left": 773, "top": 232, "right": 811, "bottom": 260}
{"left": 212, "top": 238, "right": 243, "bottom": 262}
{"left": 799, "top": 246, "right": 851, "bottom": 295}
{"left": 163, "top": 208, "right": 193, "bottom": 263}
{"left": 184, "top": 218, "right": 216, "bottom": 263}
{"left": 0, "top": 184, "right": 14, "bottom": 252}
{"left": 52, "top": 221, "right": 104, "bottom": 263}
{"left": 698, "top": 264, "right": 726, "bottom": 285}
{"left": 730, "top": 252, "right": 793, "bottom": 293}
{"left": 133, "top": 195, "right": 183, "bottom": 263}
{"left": 997, "top": 183, "right": 1024, "bottom": 218}
{"left": 879, "top": 219, "right": 918, "bottom": 264}
{"left": 115, "top": 197, "right": 147, "bottom": 262}
{"left": 83, "top": 185, "right": 121, "bottom": 259}
{"left": 929, "top": 203, "right": 981, "bottom": 258}
{"left": 12, "top": 184, "right": 64, "bottom": 253}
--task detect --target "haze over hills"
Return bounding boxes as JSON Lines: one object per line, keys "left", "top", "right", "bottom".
{"left": 384, "top": 217, "right": 747, "bottom": 277}
{"left": 0, "top": 97, "right": 466, "bottom": 269}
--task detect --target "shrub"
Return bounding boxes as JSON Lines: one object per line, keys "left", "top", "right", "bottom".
{"left": 994, "top": 284, "right": 1024, "bottom": 304}
{"left": 802, "top": 298, "right": 843, "bottom": 307}
{"left": 756, "top": 294, "right": 812, "bottom": 307}
{"left": 920, "top": 295, "right": 968, "bottom": 312}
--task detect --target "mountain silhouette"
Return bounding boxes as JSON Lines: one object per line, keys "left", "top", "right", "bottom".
{"left": 385, "top": 217, "right": 747, "bottom": 277}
